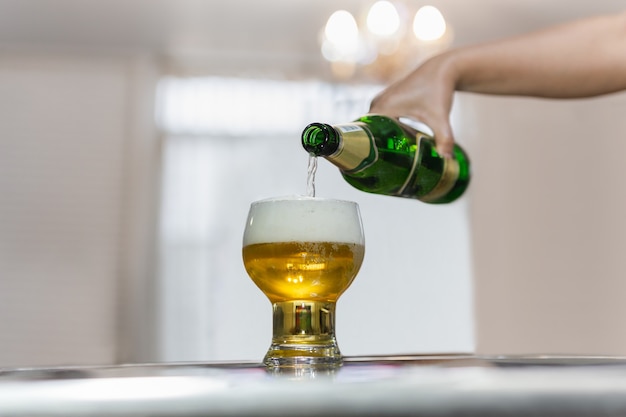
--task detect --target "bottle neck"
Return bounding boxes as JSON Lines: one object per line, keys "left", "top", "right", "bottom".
{"left": 301, "top": 123, "right": 340, "bottom": 156}
{"left": 306, "top": 122, "right": 376, "bottom": 173}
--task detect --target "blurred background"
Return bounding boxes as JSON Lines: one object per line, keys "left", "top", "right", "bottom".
{"left": 0, "top": 0, "right": 625, "bottom": 367}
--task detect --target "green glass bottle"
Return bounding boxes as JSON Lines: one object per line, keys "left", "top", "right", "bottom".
{"left": 301, "top": 114, "right": 470, "bottom": 204}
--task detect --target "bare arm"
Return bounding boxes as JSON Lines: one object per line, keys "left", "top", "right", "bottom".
{"left": 370, "top": 11, "right": 626, "bottom": 156}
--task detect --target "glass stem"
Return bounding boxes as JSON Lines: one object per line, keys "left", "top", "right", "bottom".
{"left": 264, "top": 301, "right": 343, "bottom": 368}
{"left": 273, "top": 301, "right": 335, "bottom": 340}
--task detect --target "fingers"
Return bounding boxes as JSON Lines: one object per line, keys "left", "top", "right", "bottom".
{"left": 368, "top": 108, "right": 457, "bottom": 158}
{"left": 368, "top": 86, "right": 457, "bottom": 158}
{"left": 434, "top": 122, "right": 455, "bottom": 159}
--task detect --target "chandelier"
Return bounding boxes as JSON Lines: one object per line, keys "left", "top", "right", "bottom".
{"left": 320, "top": 2, "right": 453, "bottom": 82}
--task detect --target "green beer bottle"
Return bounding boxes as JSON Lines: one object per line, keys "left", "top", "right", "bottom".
{"left": 301, "top": 114, "right": 470, "bottom": 204}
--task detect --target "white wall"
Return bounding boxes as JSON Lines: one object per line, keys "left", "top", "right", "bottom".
{"left": 4, "top": 52, "right": 625, "bottom": 367}
{"left": 458, "top": 91, "right": 626, "bottom": 355}
{"left": 3, "top": 8, "right": 625, "bottom": 366}
{"left": 0, "top": 50, "right": 160, "bottom": 367}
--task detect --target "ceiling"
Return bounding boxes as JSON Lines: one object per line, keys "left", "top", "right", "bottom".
{"left": 0, "top": 0, "right": 622, "bottom": 78}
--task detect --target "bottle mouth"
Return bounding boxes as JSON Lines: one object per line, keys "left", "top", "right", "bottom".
{"left": 301, "top": 123, "right": 338, "bottom": 156}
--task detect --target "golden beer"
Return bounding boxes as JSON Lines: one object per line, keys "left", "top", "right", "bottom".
{"left": 243, "top": 241, "right": 364, "bottom": 303}
{"left": 243, "top": 196, "right": 365, "bottom": 369}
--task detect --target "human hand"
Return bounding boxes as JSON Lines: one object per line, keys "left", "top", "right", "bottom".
{"left": 369, "top": 53, "right": 458, "bottom": 158}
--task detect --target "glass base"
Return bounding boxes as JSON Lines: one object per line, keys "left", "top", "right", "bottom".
{"left": 264, "top": 301, "right": 343, "bottom": 369}
{"left": 264, "top": 339, "right": 343, "bottom": 368}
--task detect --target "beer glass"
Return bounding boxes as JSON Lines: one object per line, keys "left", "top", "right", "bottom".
{"left": 243, "top": 196, "right": 365, "bottom": 368}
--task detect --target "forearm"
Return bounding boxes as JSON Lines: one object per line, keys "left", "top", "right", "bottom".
{"left": 369, "top": 11, "right": 626, "bottom": 155}
{"left": 447, "top": 11, "right": 626, "bottom": 98}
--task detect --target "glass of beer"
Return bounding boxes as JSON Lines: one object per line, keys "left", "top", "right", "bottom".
{"left": 242, "top": 196, "right": 365, "bottom": 368}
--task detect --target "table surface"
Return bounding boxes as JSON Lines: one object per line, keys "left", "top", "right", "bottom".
{"left": 2, "top": 355, "right": 626, "bottom": 416}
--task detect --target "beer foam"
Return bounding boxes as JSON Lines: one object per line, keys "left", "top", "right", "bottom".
{"left": 243, "top": 196, "right": 364, "bottom": 245}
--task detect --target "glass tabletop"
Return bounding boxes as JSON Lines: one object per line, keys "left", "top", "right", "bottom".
{"left": 2, "top": 355, "right": 626, "bottom": 416}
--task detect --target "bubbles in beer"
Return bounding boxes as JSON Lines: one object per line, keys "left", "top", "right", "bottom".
{"left": 306, "top": 154, "right": 317, "bottom": 197}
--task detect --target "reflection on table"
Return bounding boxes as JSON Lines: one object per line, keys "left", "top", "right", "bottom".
{"left": 2, "top": 355, "right": 626, "bottom": 416}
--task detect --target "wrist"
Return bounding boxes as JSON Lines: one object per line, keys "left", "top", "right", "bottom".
{"left": 428, "top": 49, "right": 464, "bottom": 93}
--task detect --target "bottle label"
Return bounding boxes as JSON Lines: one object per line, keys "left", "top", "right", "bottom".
{"left": 419, "top": 153, "right": 460, "bottom": 202}
{"left": 397, "top": 133, "right": 460, "bottom": 202}
{"left": 328, "top": 123, "right": 378, "bottom": 172}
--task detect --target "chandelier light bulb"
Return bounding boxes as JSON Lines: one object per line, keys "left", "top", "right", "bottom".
{"left": 366, "top": 1, "right": 400, "bottom": 37}
{"left": 413, "top": 5, "right": 447, "bottom": 41}
{"left": 325, "top": 10, "right": 359, "bottom": 47}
